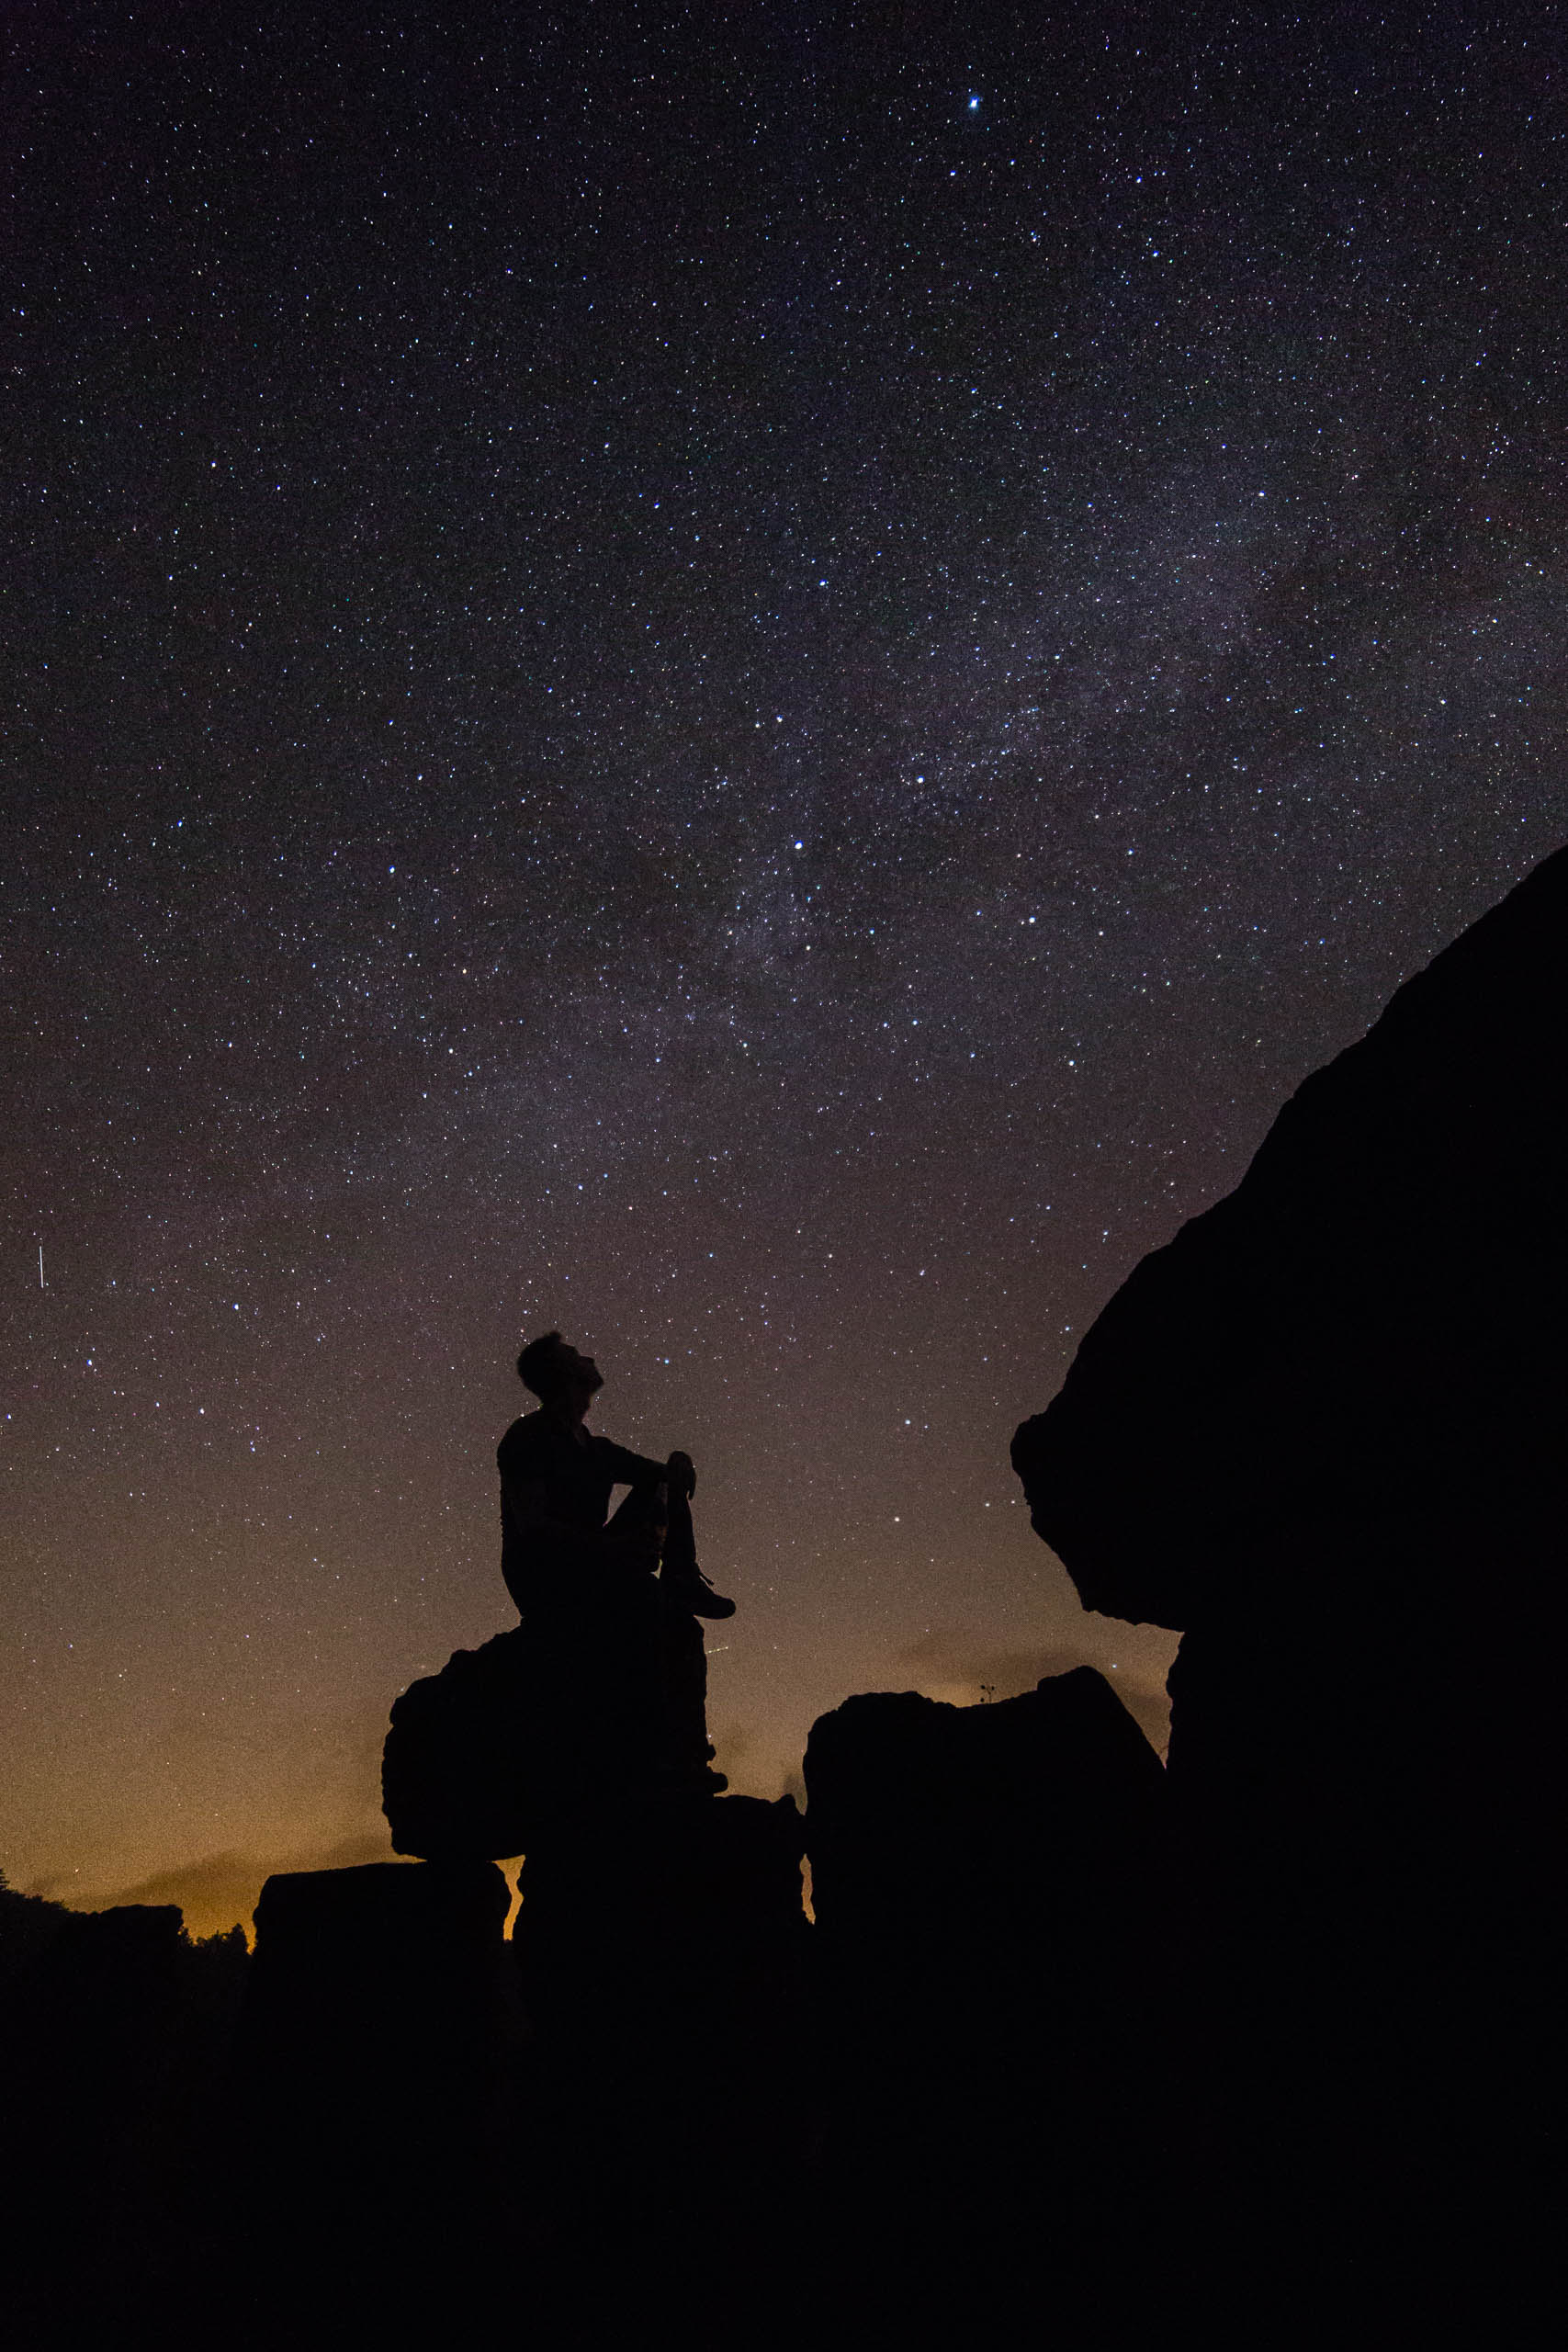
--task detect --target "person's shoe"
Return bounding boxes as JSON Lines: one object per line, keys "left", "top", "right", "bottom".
{"left": 664, "top": 1567, "right": 736, "bottom": 1619}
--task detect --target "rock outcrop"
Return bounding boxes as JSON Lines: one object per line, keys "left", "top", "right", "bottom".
{"left": 516, "top": 1793, "right": 808, "bottom": 2150}
{"left": 806, "top": 1668, "right": 1165, "bottom": 2029}
{"left": 1012, "top": 842, "right": 1568, "bottom": 1627}
{"left": 231, "top": 1859, "right": 519, "bottom": 2161}
{"left": 383, "top": 1608, "right": 717, "bottom": 1859}
{"left": 804, "top": 1670, "right": 1168, "bottom": 2314}
{"left": 508, "top": 1792, "right": 811, "bottom": 2329}
{"left": 211, "top": 1860, "right": 521, "bottom": 2335}
{"left": 1011, "top": 845, "right": 1568, "bottom": 2307}
{"left": 382, "top": 1630, "right": 539, "bottom": 1858}
{"left": 1, "top": 1892, "right": 250, "bottom": 2335}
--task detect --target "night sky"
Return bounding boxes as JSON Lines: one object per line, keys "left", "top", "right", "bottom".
{"left": 6, "top": 4, "right": 1568, "bottom": 1937}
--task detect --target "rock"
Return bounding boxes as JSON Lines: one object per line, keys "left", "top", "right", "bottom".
{"left": 806, "top": 1669, "right": 1165, "bottom": 2024}
{"left": 513, "top": 1792, "right": 811, "bottom": 2285}
{"left": 1009, "top": 847, "right": 1568, "bottom": 2305}
{"left": 516, "top": 1792, "right": 807, "bottom": 2077}
{"left": 382, "top": 1629, "right": 539, "bottom": 1859}
{"left": 211, "top": 1860, "right": 523, "bottom": 2335}
{"left": 383, "top": 1608, "right": 718, "bottom": 1860}
{"left": 803, "top": 1670, "right": 1168, "bottom": 2312}
{"left": 230, "top": 1861, "right": 519, "bottom": 2224}
{"left": 1012, "top": 842, "right": 1568, "bottom": 1627}
{"left": 0, "top": 1899, "right": 243, "bottom": 2332}
{"left": 237, "top": 1859, "right": 515, "bottom": 2096}
{"left": 518, "top": 1788, "right": 806, "bottom": 2018}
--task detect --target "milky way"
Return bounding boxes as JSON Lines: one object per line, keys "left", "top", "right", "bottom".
{"left": 6, "top": 6, "right": 1567, "bottom": 1931}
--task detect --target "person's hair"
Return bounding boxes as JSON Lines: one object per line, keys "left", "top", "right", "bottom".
{"left": 516, "top": 1330, "right": 569, "bottom": 1396}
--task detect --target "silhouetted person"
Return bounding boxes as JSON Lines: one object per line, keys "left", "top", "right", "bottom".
{"left": 498, "top": 1331, "right": 731, "bottom": 1793}
{"left": 498, "top": 1333, "right": 732, "bottom": 1617}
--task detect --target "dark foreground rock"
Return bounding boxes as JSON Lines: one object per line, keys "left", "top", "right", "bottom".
{"left": 515, "top": 1793, "right": 811, "bottom": 2234}
{"left": 220, "top": 1858, "right": 522, "bottom": 2332}
{"left": 220, "top": 1801, "right": 808, "bottom": 2335}
{"left": 1012, "top": 842, "right": 1568, "bottom": 1627}
{"left": 381, "top": 1628, "right": 538, "bottom": 1858}
{"left": 0, "top": 1890, "right": 249, "bottom": 2337}
{"left": 805, "top": 1669, "right": 1168, "bottom": 2318}
{"left": 383, "top": 1607, "right": 716, "bottom": 1859}
{"left": 1011, "top": 845, "right": 1568, "bottom": 2314}
{"left": 231, "top": 1859, "right": 520, "bottom": 2166}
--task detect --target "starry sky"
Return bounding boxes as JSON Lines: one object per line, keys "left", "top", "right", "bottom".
{"left": 6, "top": 3, "right": 1568, "bottom": 1937}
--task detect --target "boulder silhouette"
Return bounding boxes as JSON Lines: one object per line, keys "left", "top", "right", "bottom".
{"left": 216, "top": 1860, "right": 520, "bottom": 2336}
{"left": 1012, "top": 842, "right": 1568, "bottom": 1628}
{"left": 1, "top": 1893, "right": 251, "bottom": 2335}
{"left": 803, "top": 1669, "right": 1168, "bottom": 2317}
{"left": 806, "top": 1668, "right": 1164, "bottom": 2031}
{"left": 231, "top": 1860, "right": 517, "bottom": 2152}
{"left": 382, "top": 1630, "right": 540, "bottom": 1858}
{"left": 383, "top": 1607, "right": 716, "bottom": 1859}
{"left": 1010, "top": 845, "right": 1568, "bottom": 2312}
{"left": 510, "top": 1792, "right": 812, "bottom": 2327}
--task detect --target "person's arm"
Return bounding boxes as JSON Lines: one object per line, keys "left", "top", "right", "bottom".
{"left": 595, "top": 1438, "right": 669, "bottom": 1488}
{"left": 593, "top": 1437, "right": 696, "bottom": 1498}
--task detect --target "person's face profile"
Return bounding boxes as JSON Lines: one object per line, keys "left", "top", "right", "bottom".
{"left": 556, "top": 1344, "right": 604, "bottom": 1408}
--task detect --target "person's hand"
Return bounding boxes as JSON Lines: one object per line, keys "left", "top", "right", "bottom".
{"left": 666, "top": 1450, "right": 696, "bottom": 1499}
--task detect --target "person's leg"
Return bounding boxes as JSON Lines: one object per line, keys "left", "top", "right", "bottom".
{"left": 660, "top": 1486, "right": 696, "bottom": 1581}
{"left": 659, "top": 1488, "right": 735, "bottom": 1620}
{"left": 606, "top": 1480, "right": 666, "bottom": 1546}
{"left": 581, "top": 1487, "right": 725, "bottom": 1793}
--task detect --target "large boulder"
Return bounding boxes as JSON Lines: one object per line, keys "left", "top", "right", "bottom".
{"left": 512, "top": 1792, "right": 812, "bottom": 2324}
{"left": 1010, "top": 846, "right": 1568, "bottom": 2306}
{"left": 229, "top": 1861, "right": 519, "bottom": 2224}
{"left": 0, "top": 1897, "right": 249, "bottom": 2333}
{"left": 803, "top": 1670, "right": 1168, "bottom": 2312}
{"left": 381, "top": 1630, "right": 540, "bottom": 1859}
{"left": 383, "top": 1607, "right": 716, "bottom": 1859}
{"left": 1012, "top": 843, "right": 1568, "bottom": 1627}
{"left": 233, "top": 1860, "right": 516, "bottom": 2126}
{"left": 217, "top": 1861, "right": 521, "bottom": 2335}
{"left": 805, "top": 1668, "right": 1165, "bottom": 2037}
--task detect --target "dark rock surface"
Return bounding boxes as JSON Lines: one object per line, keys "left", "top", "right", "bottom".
{"left": 219, "top": 1859, "right": 523, "bottom": 2335}
{"left": 1012, "top": 842, "right": 1568, "bottom": 1627}
{"left": 516, "top": 1794, "right": 809, "bottom": 2154}
{"left": 1010, "top": 846, "right": 1568, "bottom": 2312}
{"left": 382, "top": 1628, "right": 539, "bottom": 1858}
{"left": 500, "top": 1792, "right": 811, "bottom": 2333}
{"left": 232, "top": 1859, "right": 519, "bottom": 2151}
{"left": 806, "top": 1668, "right": 1165, "bottom": 2023}
{"left": 383, "top": 1606, "right": 716, "bottom": 1859}
{"left": 1, "top": 1888, "right": 250, "bottom": 2336}
{"left": 804, "top": 1669, "right": 1168, "bottom": 2316}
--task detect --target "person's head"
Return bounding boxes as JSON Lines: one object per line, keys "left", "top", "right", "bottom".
{"left": 516, "top": 1330, "right": 604, "bottom": 1419}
